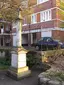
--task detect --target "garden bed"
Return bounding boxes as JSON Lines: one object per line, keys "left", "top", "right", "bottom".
{"left": 38, "top": 71, "right": 64, "bottom": 85}
{"left": 38, "top": 49, "right": 64, "bottom": 85}
{"left": 0, "top": 58, "right": 10, "bottom": 70}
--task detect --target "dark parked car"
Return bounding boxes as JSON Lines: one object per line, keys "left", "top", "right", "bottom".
{"left": 58, "top": 41, "right": 64, "bottom": 49}
{"left": 61, "top": 43, "right": 64, "bottom": 48}
{"left": 54, "top": 40, "right": 64, "bottom": 49}
{"left": 34, "top": 37, "right": 59, "bottom": 50}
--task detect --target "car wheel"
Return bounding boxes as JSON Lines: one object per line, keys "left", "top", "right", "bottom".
{"left": 35, "top": 46, "right": 39, "bottom": 50}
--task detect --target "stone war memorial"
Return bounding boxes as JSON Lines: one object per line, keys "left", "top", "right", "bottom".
{"left": 7, "top": 9, "right": 31, "bottom": 80}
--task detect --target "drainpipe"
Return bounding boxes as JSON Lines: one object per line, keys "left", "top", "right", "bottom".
{"left": 28, "top": 23, "right": 31, "bottom": 47}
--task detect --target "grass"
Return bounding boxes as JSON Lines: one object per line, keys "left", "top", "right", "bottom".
{"left": 0, "top": 65, "right": 9, "bottom": 70}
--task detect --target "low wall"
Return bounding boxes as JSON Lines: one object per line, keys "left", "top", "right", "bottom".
{"left": 37, "top": 49, "right": 64, "bottom": 63}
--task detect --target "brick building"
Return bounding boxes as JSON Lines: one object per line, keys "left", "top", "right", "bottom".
{"left": 0, "top": 20, "right": 12, "bottom": 57}
{"left": 22, "top": 0, "right": 64, "bottom": 46}
{"left": 0, "top": 20, "right": 12, "bottom": 47}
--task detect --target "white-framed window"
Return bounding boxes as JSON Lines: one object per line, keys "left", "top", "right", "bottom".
{"left": 31, "top": 14, "right": 37, "bottom": 24}
{"left": 40, "top": 9, "right": 52, "bottom": 22}
{"left": 37, "top": 0, "right": 49, "bottom": 4}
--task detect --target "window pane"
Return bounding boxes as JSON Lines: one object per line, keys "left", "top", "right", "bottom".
{"left": 40, "top": 9, "right": 52, "bottom": 22}
{"left": 31, "top": 14, "right": 37, "bottom": 23}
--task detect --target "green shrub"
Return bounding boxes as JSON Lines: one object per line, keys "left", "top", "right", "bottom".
{"left": 27, "top": 51, "right": 39, "bottom": 68}
{"left": 45, "top": 71, "right": 64, "bottom": 81}
{"left": 0, "top": 57, "right": 11, "bottom": 70}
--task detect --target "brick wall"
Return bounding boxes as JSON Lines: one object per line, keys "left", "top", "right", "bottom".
{"left": 22, "top": 20, "right": 55, "bottom": 31}
{"left": 36, "top": 32, "right": 41, "bottom": 40}
{"left": 52, "top": 30, "right": 64, "bottom": 42}
{"left": 37, "top": 13, "right": 40, "bottom": 22}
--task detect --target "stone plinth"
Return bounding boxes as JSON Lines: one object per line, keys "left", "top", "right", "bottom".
{"left": 7, "top": 47, "right": 31, "bottom": 80}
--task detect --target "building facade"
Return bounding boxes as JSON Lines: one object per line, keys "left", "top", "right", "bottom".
{"left": 22, "top": 0, "right": 64, "bottom": 46}
{"left": 0, "top": 20, "right": 12, "bottom": 47}
{"left": 0, "top": 20, "right": 12, "bottom": 57}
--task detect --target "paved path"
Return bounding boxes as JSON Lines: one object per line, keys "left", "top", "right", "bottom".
{"left": 0, "top": 71, "right": 41, "bottom": 85}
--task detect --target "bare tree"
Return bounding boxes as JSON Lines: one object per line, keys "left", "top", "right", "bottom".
{"left": 0, "top": 0, "right": 29, "bottom": 22}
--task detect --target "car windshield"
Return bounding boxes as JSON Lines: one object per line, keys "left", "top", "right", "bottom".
{"left": 39, "top": 37, "right": 53, "bottom": 42}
